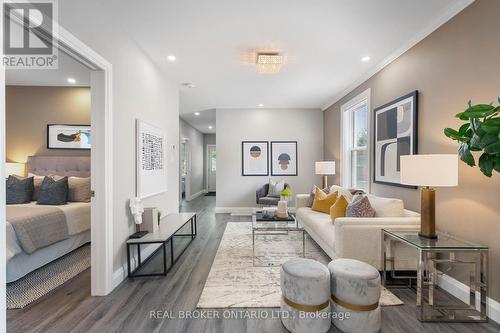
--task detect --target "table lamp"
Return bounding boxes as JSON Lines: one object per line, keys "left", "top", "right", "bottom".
{"left": 315, "top": 161, "right": 336, "bottom": 188}
{"left": 400, "top": 154, "right": 458, "bottom": 239}
{"left": 5, "top": 162, "right": 26, "bottom": 177}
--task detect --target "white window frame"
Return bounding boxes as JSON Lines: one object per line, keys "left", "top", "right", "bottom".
{"left": 340, "top": 88, "right": 371, "bottom": 191}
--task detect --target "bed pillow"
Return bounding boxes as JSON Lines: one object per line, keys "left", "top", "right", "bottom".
{"left": 6, "top": 175, "right": 34, "bottom": 204}
{"left": 27, "top": 173, "right": 45, "bottom": 200}
{"left": 37, "top": 176, "right": 69, "bottom": 205}
{"left": 52, "top": 175, "right": 91, "bottom": 202}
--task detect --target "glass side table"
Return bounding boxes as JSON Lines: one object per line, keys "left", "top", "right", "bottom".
{"left": 382, "top": 228, "right": 488, "bottom": 322}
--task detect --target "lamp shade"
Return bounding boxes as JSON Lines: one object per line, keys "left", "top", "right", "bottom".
{"left": 315, "top": 161, "right": 336, "bottom": 175}
{"left": 6, "top": 162, "right": 26, "bottom": 177}
{"left": 400, "top": 154, "right": 458, "bottom": 187}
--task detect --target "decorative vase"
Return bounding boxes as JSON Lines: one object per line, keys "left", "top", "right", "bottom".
{"left": 276, "top": 200, "right": 288, "bottom": 218}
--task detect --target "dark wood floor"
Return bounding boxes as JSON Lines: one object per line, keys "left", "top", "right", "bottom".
{"left": 7, "top": 195, "right": 500, "bottom": 333}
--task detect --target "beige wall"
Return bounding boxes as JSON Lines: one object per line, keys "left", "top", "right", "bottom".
{"left": 6, "top": 86, "right": 91, "bottom": 163}
{"left": 324, "top": 0, "right": 500, "bottom": 301}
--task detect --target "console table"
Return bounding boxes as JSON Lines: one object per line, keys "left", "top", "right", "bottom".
{"left": 382, "top": 228, "right": 488, "bottom": 322}
{"left": 126, "top": 212, "right": 197, "bottom": 278}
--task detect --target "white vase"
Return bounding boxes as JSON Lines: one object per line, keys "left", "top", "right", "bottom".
{"left": 277, "top": 200, "right": 288, "bottom": 218}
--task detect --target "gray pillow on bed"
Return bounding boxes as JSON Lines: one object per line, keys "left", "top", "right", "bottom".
{"left": 37, "top": 176, "right": 69, "bottom": 205}
{"left": 52, "top": 175, "right": 91, "bottom": 202}
{"left": 6, "top": 175, "right": 34, "bottom": 204}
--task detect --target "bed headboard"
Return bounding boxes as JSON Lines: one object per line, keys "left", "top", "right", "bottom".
{"left": 27, "top": 156, "right": 91, "bottom": 178}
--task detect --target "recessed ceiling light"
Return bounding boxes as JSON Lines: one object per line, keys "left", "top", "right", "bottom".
{"left": 194, "top": 112, "right": 200, "bottom": 116}
{"left": 167, "top": 55, "right": 176, "bottom": 62}
{"left": 361, "top": 56, "right": 371, "bottom": 62}
{"left": 208, "top": 125, "right": 213, "bottom": 129}
{"left": 67, "top": 77, "right": 76, "bottom": 84}
{"left": 258, "top": 104, "right": 264, "bottom": 108}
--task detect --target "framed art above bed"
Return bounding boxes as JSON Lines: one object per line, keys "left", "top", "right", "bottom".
{"left": 47, "top": 124, "right": 91, "bottom": 150}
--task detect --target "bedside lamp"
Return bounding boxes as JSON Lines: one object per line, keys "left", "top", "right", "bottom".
{"left": 5, "top": 162, "right": 26, "bottom": 178}
{"left": 400, "top": 154, "right": 458, "bottom": 239}
{"left": 315, "top": 161, "right": 335, "bottom": 188}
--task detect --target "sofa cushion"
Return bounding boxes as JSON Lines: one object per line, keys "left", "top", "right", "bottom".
{"left": 330, "top": 195, "right": 349, "bottom": 222}
{"left": 346, "top": 195, "right": 376, "bottom": 217}
{"left": 258, "top": 196, "right": 280, "bottom": 206}
{"left": 330, "top": 185, "right": 353, "bottom": 202}
{"left": 268, "top": 179, "right": 285, "bottom": 197}
{"left": 311, "top": 188, "right": 338, "bottom": 214}
{"left": 297, "top": 207, "right": 334, "bottom": 250}
{"left": 367, "top": 194, "right": 404, "bottom": 217}
{"left": 307, "top": 186, "right": 330, "bottom": 207}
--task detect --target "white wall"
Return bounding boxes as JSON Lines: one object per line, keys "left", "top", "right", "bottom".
{"left": 180, "top": 119, "right": 205, "bottom": 199}
{"left": 59, "top": 1, "right": 179, "bottom": 277}
{"left": 216, "top": 108, "right": 323, "bottom": 208}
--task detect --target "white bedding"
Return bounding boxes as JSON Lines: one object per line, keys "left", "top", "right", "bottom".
{"left": 6, "top": 202, "right": 91, "bottom": 263}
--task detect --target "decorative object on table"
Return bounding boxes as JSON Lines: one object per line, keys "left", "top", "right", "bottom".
{"left": 329, "top": 258, "right": 381, "bottom": 333}
{"left": 141, "top": 207, "right": 159, "bottom": 233}
{"left": 315, "top": 161, "right": 335, "bottom": 188}
{"left": 242, "top": 141, "right": 269, "bottom": 176}
{"left": 129, "top": 197, "right": 147, "bottom": 238}
{"left": 373, "top": 91, "right": 417, "bottom": 187}
{"left": 47, "top": 124, "right": 91, "bottom": 150}
{"left": 444, "top": 95, "right": 500, "bottom": 177}
{"left": 281, "top": 258, "right": 331, "bottom": 333}
{"left": 256, "top": 181, "right": 290, "bottom": 206}
{"left": 5, "top": 162, "right": 26, "bottom": 177}
{"left": 136, "top": 119, "right": 167, "bottom": 198}
{"left": 400, "top": 154, "right": 458, "bottom": 239}
{"left": 276, "top": 200, "right": 288, "bottom": 219}
{"left": 271, "top": 141, "right": 297, "bottom": 176}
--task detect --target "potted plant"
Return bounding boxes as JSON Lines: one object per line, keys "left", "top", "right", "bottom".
{"left": 444, "top": 96, "right": 500, "bottom": 177}
{"left": 280, "top": 186, "right": 294, "bottom": 202}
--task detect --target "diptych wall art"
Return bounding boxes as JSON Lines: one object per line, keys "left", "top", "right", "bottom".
{"left": 136, "top": 119, "right": 167, "bottom": 198}
{"left": 242, "top": 141, "right": 269, "bottom": 176}
{"left": 47, "top": 124, "right": 91, "bottom": 149}
{"left": 271, "top": 141, "right": 298, "bottom": 176}
{"left": 373, "top": 91, "right": 418, "bottom": 188}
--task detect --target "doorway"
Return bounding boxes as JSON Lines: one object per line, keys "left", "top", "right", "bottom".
{"left": 206, "top": 144, "right": 216, "bottom": 194}
{"left": 180, "top": 138, "right": 190, "bottom": 201}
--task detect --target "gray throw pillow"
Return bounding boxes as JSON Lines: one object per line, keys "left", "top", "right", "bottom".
{"left": 37, "top": 176, "right": 69, "bottom": 205}
{"left": 346, "top": 195, "right": 376, "bottom": 218}
{"left": 306, "top": 186, "right": 330, "bottom": 207}
{"left": 52, "top": 175, "right": 91, "bottom": 202}
{"left": 268, "top": 179, "right": 285, "bottom": 197}
{"left": 6, "top": 176, "right": 34, "bottom": 204}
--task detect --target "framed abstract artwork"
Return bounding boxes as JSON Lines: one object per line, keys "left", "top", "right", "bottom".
{"left": 271, "top": 141, "right": 298, "bottom": 176}
{"left": 242, "top": 141, "right": 269, "bottom": 176}
{"left": 47, "top": 124, "right": 91, "bottom": 150}
{"left": 136, "top": 119, "right": 167, "bottom": 198}
{"left": 373, "top": 91, "right": 418, "bottom": 188}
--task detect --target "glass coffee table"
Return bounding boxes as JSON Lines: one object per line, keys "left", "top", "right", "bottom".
{"left": 252, "top": 211, "right": 305, "bottom": 267}
{"left": 382, "top": 228, "right": 488, "bottom": 322}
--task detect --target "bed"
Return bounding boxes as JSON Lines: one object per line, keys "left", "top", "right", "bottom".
{"left": 6, "top": 156, "right": 91, "bottom": 283}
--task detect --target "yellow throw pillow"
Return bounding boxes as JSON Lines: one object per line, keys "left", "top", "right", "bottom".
{"left": 311, "top": 188, "right": 338, "bottom": 214}
{"left": 330, "top": 195, "right": 349, "bottom": 222}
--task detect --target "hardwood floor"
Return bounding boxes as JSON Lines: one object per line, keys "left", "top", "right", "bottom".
{"left": 7, "top": 195, "right": 500, "bottom": 332}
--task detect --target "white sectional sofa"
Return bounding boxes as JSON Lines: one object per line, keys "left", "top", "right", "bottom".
{"left": 296, "top": 187, "right": 421, "bottom": 270}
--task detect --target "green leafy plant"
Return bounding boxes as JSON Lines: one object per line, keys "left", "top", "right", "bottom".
{"left": 280, "top": 187, "right": 293, "bottom": 200}
{"left": 444, "top": 95, "right": 500, "bottom": 177}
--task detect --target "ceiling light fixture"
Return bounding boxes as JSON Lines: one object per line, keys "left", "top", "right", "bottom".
{"left": 361, "top": 56, "right": 371, "bottom": 62}
{"left": 194, "top": 112, "right": 200, "bottom": 116}
{"left": 67, "top": 77, "right": 76, "bottom": 84}
{"left": 208, "top": 125, "right": 213, "bottom": 129}
{"left": 256, "top": 52, "right": 283, "bottom": 74}
{"left": 167, "top": 55, "right": 176, "bottom": 62}
{"left": 258, "top": 104, "right": 264, "bottom": 108}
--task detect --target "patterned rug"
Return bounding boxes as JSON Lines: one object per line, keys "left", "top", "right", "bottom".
{"left": 7, "top": 244, "right": 90, "bottom": 309}
{"left": 198, "top": 222, "right": 403, "bottom": 308}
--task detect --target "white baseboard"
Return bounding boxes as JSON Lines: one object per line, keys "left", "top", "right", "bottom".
{"left": 187, "top": 189, "right": 207, "bottom": 201}
{"left": 437, "top": 271, "right": 500, "bottom": 324}
{"left": 112, "top": 243, "right": 162, "bottom": 289}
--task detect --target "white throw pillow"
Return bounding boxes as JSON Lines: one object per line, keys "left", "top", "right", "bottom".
{"left": 329, "top": 185, "right": 353, "bottom": 202}
{"left": 366, "top": 194, "right": 405, "bottom": 217}
{"left": 268, "top": 179, "right": 285, "bottom": 197}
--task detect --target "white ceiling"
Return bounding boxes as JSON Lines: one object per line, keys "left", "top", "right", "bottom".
{"left": 100, "top": 0, "right": 472, "bottom": 121}
{"left": 6, "top": 51, "right": 91, "bottom": 87}
{"left": 181, "top": 108, "right": 216, "bottom": 134}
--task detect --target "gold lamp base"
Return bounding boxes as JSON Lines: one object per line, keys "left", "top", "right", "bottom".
{"left": 419, "top": 187, "right": 437, "bottom": 239}
{"left": 322, "top": 175, "right": 328, "bottom": 189}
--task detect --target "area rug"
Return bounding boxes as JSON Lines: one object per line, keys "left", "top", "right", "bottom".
{"left": 7, "top": 244, "right": 90, "bottom": 309}
{"left": 197, "top": 223, "right": 403, "bottom": 308}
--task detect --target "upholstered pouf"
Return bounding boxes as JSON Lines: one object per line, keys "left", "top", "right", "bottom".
{"left": 280, "top": 258, "right": 331, "bottom": 333}
{"left": 328, "top": 259, "right": 381, "bottom": 333}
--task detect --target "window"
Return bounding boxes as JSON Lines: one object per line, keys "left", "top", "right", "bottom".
{"left": 341, "top": 89, "right": 370, "bottom": 191}
{"left": 210, "top": 150, "right": 217, "bottom": 172}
